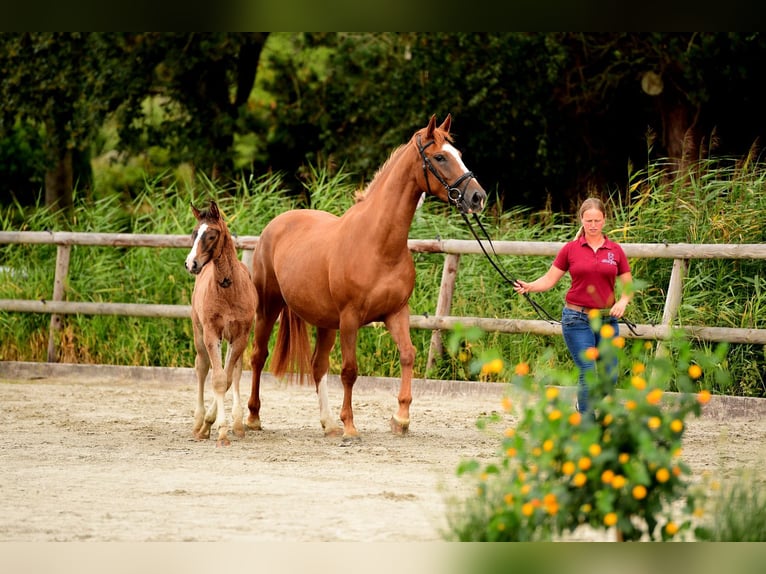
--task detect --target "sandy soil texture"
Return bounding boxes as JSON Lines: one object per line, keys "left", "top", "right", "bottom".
{"left": 1, "top": 363, "right": 765, "bottom": 542}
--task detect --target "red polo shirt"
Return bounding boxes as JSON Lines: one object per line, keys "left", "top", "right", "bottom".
{"left": 553, "top": 236, "right": 630, "bottom": 309}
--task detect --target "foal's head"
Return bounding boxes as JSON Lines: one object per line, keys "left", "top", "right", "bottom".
{"left": 415, "top": 114, "right": 487, "bottom": 214}
{"left": 185, "top": 201, "right": 230, "bottom": 275}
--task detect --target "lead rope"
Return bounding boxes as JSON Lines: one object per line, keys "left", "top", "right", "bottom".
{"left": 463, "top": 212, "right": 643, "bottom": 336}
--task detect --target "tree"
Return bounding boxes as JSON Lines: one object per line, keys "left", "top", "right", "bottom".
{"left": 0, "top": 33, "right": 144, "bottom": 213}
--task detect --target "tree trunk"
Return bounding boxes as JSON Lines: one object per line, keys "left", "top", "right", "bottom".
{"left": 44, "top": 147, "right": 74, "bottom": 214}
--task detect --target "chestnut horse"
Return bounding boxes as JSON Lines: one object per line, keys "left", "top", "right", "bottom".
{"left": 247, "top": 115, "right": 487, "bottom": 440}
{"left": 185, "top": 201, "right": 257, "bottom": 446}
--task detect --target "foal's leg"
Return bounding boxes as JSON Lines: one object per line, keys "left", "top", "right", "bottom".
{"left": 224, "top": 332, "right": 250, "bottom": 439}
{"left": 192, "top": 320, "right": 211, "bottom": 439}
{"left": 313, "top": 328, "right": 342, "bottom": 437}
{"left": 384, "top": 306, "right": 415, "bottom": 435}
{"left": 203, "top": 335, "right": 228, "bottom": 446}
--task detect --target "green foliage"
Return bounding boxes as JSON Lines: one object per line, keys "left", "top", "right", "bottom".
{"left": 445, "top": 319, "right": 727, "bottom": 541}
{"left": 695, "top": 472, "right": 766, "bottom": 541}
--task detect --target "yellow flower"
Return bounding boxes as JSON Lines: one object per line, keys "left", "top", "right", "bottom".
{"left": 601, "top": 469, "right": 615, "bottom": 484}
{"left": 600, "top": 324, "right": 615, "bottom": 339}
{"left": 612, "top": 336, "right": 625, "bottom": 349}
{"left": 562, "top": 461, "right": 576, "bottom": 476}
{"left": 501, "top": 396, "right": 513, "bottom": 412}
{"left": 688, "top": 364, "right": 702, "bottom": 380}
{"left": 697, "top": 389, "right": 712, "bottom": 404}
{"left": 583, "top": 347, "right": 599, "bottom": 361}
{"left": 588, "top": 309, "right": 601, "bottom": 321}
{"left": 520, "top": 484, "right": 531, "bottom": 495}
{"left": 648, "top": 416, "right": 662, "bottom": 430}
{"left": 506, "top": 447, "right": 517, "bottom": 458}
{"left": 546, "top": 387, "right": 559, "bottom": 401}
{"left": 458, "top": 351, "right": 468, "bottom": 363}
{"left": 504, "top": 493, "right": 514, "bottom": 505}
{"left": 548, "top": 409, "right": 562, "bottom": 421}
{"left": 632, "top": 485, "right": 647, "bottom": 500}
{"left": 532, "top": 447, "right": 542, "bottom": 457}
{"left": 481, "top": 358, "right": 504, "bottom": 375}
{"left": 643, "top": 341, "right": 653, "bottom": 350}
{"left": 602, "top": 413, "right": 613, "bottom": 425}
{"left": 665, "top": 521, "right": 679, "bottom": 536}
{"left": 631, "top": 362, "right": 646, "bottom": 375}
{"left": 656, "top": 468, "right": 671, "bottom": 483}
{"left": 604, "top": 512, "right": 618, "bottom": 527}
{"left": 521, "top": 502, "right": 534, "bottom": 517}
{"left": 580, "top": 503, "right": 592, "bottom": 513}
{"left": 578, "top": 457, "right": 592, "bottom": 471}
{"left": 625, "top": 400, "right": 637, "bottom": 411}
{"left": 572, "top": 473, "right": 587, "bottom": 487}
{"left": 612, "top": 475, "right": 627, "bottom": 489}
{"left": 631, "top": 376, "right": 646, "bottom": 390}
{"left": 670, "top": 419, "right": 683, "bottom": 433}
{"left": 646, "top": 388, "right": 663, "bottom": 405}
{"left": 618, "top": 453, "right": 630, "bottom": 464}
{"left": 568, "top": 412, "right": 582, "bottom": 426}
{"left": 588, "top": 443, "right": 602, "bottom": 457}
{"left": 543, "top": 439, "right": 554, "bottom": 452}
{"left": 515, "top": 362, "right": 530, "bottom": 376}
{"left": 504, "top": 427, "right": 516, "bottom": 438}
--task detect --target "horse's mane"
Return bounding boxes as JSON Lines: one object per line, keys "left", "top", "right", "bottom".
{"left": 355, "top": 126, "right": 452, "bottom": 203}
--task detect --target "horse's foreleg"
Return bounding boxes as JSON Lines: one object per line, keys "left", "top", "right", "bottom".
{"left": 313, "top": 328, "right": 341, "bottom": 437}
{"left": 248, "top": 312, "right": 277, "bottom": 431}
{"left": 193, "top": 350, "right": 211, "bottom": 439}
{"left": 205, "top": 338, "right": 230, "bottom": 446}
{"left": 225, "top": 334, "right": 249, "bottom": 439}
{"left": 385, "top": 308, "right": 415, "bottom": 435}
{"left": 338, "top": 324, "right": 360, "bottom": 440}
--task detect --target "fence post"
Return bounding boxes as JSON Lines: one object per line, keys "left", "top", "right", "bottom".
{"left": 426, "top": 253, "right": 460, "bottom": 372}
{"left": 47, "top": 244, "right": 71, "bottom": 362}
{"left": 655, "top": 257, "right": 688, "bottom": 360}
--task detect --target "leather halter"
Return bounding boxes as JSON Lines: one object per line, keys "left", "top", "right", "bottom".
{"left": 416, "top": 135, "right": 476, "bottom": 209}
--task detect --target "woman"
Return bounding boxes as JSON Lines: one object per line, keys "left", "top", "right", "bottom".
{"left": 513, "top": 197, "right": 633, "bottom": 413}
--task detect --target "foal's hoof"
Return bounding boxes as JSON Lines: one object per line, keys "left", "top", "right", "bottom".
{"left": 390, "top": 416, "right": 410, "bottom": 436}
{"left": 216, "top": 437, "right": 231, "bottom": 447}
{"left": 323, "top": 425, "right": 344, "bottom": 438}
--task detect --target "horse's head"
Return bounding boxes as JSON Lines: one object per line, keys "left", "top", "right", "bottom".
{"left": 185, "top": 201, "right": 225, "bottom": 275}
{"left": 415, "top": 114, "right": 487, "bottom": 214}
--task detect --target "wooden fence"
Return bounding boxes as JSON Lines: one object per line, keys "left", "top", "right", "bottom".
{"left": 1, "top": 231, "right": 765, "bottom": 365}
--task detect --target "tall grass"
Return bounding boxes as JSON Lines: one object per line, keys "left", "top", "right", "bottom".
{"left": 1, "top": 157, "right": 764, "bottom": 397}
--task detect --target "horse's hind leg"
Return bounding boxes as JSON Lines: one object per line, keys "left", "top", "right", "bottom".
{"left": 225, "top": 335, "right": 249, "bottom": 439}
{"left": 337, "top": 321, "right": 361, "bottom": 440}
{"left": 313, "top": 328, "right": 342, "bottom": 437}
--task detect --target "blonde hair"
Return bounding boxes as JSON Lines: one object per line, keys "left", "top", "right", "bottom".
{"left": 574, "top": 197, "right": 606, "bottom": 240}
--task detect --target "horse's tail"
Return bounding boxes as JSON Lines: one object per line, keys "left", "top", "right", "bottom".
{"left": 271, "top": 307, "right": 312, "bottom": 384}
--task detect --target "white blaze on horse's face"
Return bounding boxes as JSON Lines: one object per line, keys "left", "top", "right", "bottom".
{"left": 443, "top": 143, "right": 469, "bottom": 174}
{"left": 185, "top": 223, "right": 208, "bottom": 274}
{"left": 442, "top": 142, "right": 485, "bottom": 213}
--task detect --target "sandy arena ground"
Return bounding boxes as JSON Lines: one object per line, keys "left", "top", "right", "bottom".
{"left": 1, "top": 361, "right": 765, "bottom": 543}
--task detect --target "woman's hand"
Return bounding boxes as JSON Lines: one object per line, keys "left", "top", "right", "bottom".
{"left": 514, "top": 280, "right": 531, "bottom": 295}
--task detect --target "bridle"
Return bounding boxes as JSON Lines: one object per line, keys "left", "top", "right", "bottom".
{"left": 416, "top": 135, "right": 640, "bottom": 336}
{"left": 417, "top": 135, "right": 476, "bottom": 208}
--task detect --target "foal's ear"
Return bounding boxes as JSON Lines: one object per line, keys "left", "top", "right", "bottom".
{"left": 191, "top": 203, "right": 201, "bottom": 221}
{"left": 438, "top": 114, "right": 452, "bottom": 134}
{"left": 209, "top": 201, "right": 220, "bottom": 219}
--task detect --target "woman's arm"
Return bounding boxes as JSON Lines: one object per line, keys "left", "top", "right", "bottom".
{"left": 610, "top": 271, "right": 633, "bottom": 318}
{"left": 513, "top": 265, "right": 566, "bottom": 295}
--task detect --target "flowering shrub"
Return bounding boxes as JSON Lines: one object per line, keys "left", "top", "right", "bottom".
{"left": 447, "top": 315, "right": 731, "bottom": 541}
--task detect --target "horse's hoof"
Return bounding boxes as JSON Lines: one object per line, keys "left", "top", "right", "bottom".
{"left": 216, "top": 437, "right": 231, "bottom": 447}
{"left": 233, "top": 423, "right": 246, "bottom": 438}
{"left": 390, "top": 416, "right": 410, "bottom": 436}
{"left": 246, "top": 417, "right": 262, "bottom": 431}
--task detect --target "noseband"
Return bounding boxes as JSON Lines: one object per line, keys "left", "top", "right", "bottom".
{"left": 417, "top": 135, "right": 476, "bottom": 207}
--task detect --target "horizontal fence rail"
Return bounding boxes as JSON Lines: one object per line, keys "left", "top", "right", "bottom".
{"left": 2, "top": 231, "right": 765, "bottom": 365}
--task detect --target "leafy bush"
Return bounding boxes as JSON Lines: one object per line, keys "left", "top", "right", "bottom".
{"left": 445, "top": 314, "right": 730, "bottom": 541}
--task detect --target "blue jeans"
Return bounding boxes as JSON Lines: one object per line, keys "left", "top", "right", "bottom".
{"left": 561, "top": 308, "right": 619, "bottom": 413}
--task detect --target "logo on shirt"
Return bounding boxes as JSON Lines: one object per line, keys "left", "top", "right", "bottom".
{"left": 601, "top": 252, "right": 617, "bottom": 266}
